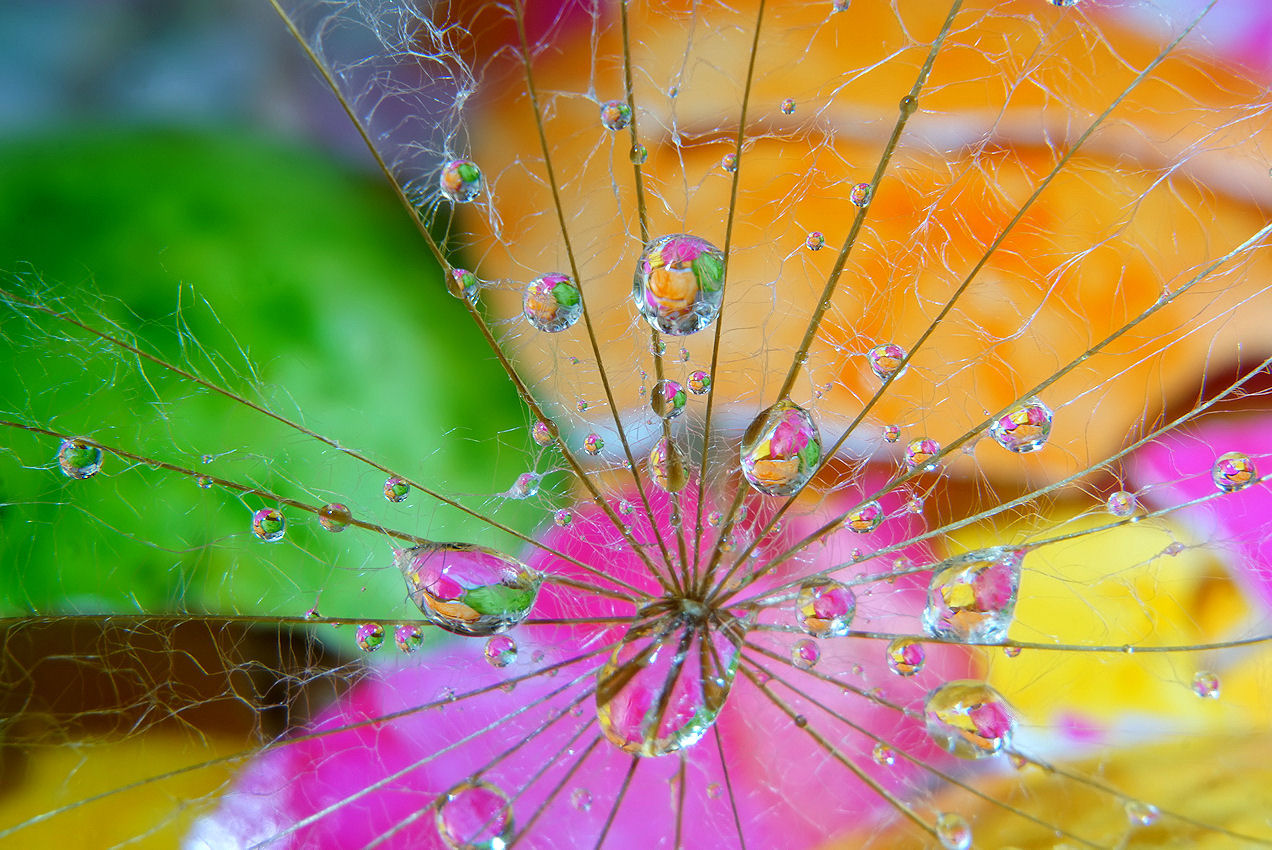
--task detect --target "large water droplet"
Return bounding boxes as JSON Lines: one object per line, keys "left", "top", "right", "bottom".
{"left": 596, "top": 608, "right": 745, "bottom": 757}
{"left": 434, "top": 780, "right": 513, "bottom": 850}
{"left": 633, "top": 234, "right": 725, "bottom": 335}
{"left": 650, "top": 379, "right": 687, "bottom": 420}
{"left": 599, "top": 100, "right": 632, "bottom": 131}
{"left": 740, "top": 400, "right": 822, "bottom": 496}
{"left": 355, "top": 623, "right": 384, "bottom": 652}
{"left": 846, "top": 500, "right": 884, "bottom": 533}
{"left": 57, "top": 437, "right": 103, "bottom": 479}
{"left": 925, "top": 680, "right": 1015, "bottom": 759}
{"left": 1212, "top": 451, "right": 1256, "bottom": 493}
{"left": 523, "top": 273, "right": 582, "bottom": 333}
{"left": 989, "top": 397, "right": 1053, "bottom": 453}
{"left": 396, "top": 544, "right": 542, "bottom": 637}
{"left": 797, "top": 579, "right": 857, "bottom": 637}
{"left": 439, "top": 159, "right": 483, "bottom": 203}
{"left": 251, "top": 508, "right": 285, "bottom": 543}
{"left": 531, "top": 420, "right": 553, "bottom": 446}
{"left": 922, "top": 548, "right": 1022, "bottom": 644}
{"left": 649, "top": 437, "right": 688, "bottom": 493}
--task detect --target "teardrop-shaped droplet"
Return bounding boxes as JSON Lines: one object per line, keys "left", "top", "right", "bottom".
{"left": 1212, "top": 451, "right": 1256, "bottom": 493}
{"left": 904, "top": 438, "right": 940, "bottom": 472}
{"left": 886, "top": 637, "right": 925, "bottom": 676}
{"left": 989, "top": 397, "right": 1053, "bottom": 454}
{"left": 796, "top": 579, "right": 857, "bottom": 637}
{"left": 1125, "top": 799, "right": 1161, "bottom": 826}
{"left": 355, "top": 623, "right": 384, "bottom": 652}
{"left": 439, "top": 159, "right": 483, "bottom": 203}
{"left": 924, "top": 680, "right": 1016, "bottom": 759}
{"left": 632, "top": 234, "right": 725, "bottom": 335}
{"left": 866, "top": 343, "right": 906, "bottom": 380}
{"left": 650, "top": 379, "right": 687, "bottom": 420}
{"left": 318, "top": 502, "right": 351, "bottom": 532}
{"left": 523, "top": 273, "right": 582, "bottom": 333}
{"left": 649, "top": 437, "right": 688, "bottom": 493}
{"left": 434, "top": 780, "right": 513, "bottom": 850}
{"left": 922, "top": 548, "right": 1022, "bottom": 644}
{"left": 935, "top": 812, "right": 972, "bottom": 850}
{"left": 596, "top": 608, "right": 745, "bottom": 757}
{"left": 741, "top": 400, "right": 822, "bottom": 496}
{"left": 531, "top": 420, "right": 553, "bottom": 446}
{"left": 57, "top": 437, "right": 103, "bottom": 479}
{"left": 396, "top": 544, "right": 542, "bottom": 637}
{"left": 448, "top": 268, "right": 479, "bottom": 303}
{"left": 251, "top": 508, "right": 286, "bottom": 543}
{"left": 846, "top": 500, "right": 884, "bottom": 533}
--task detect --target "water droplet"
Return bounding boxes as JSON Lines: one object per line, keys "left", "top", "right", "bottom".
{"left": 705, "top": 782, "right": 722, "bottom": 799}
{"left": 797, "top": 579, "right": 857, "bottom": 637}
{"left": 741, "top": 400, "right": 822, "bottom": 496}
{"left": 1212, "top": 451, "right": 1256, "bottom": 493}
{"left": 649, "top": 437, "right": 688, "bottom": 493}
{"left": 871, "top": 742, "right": 895, "bottom": 766}
{"left": 720, "top": 152, "right": 738, "bottom": 173}
{"left": 866, "top": 343, "right": 907, "bottom": 381}
{"left": 318, "top": 502, "right": 351, "bottom": 533}
{"left": 989, "top": 397, "right": 1053, "bottom": 454}
{"left": 886, "top": 638, "right": 925, "bottom": 676}
{"left": 904, "top": 438, "right": 941, "bottom": 472}
{"left": 434, "top": 780, "right": 513, "bottom": 850}
{"left": 552, "top": 508, "right": 573, "bottom": 527}
{"left": 846, "top": 500, "right": 884, "bottom": 533}
{"left": 484, "top": 635, "right": 518, "bottom": 668}
{"left": 1163, "top": 541, "right": 1186, "bottom": 557}
{"left": 1002, "top": 644, "right": 1022, "bottom": 658}
{"left": 617, "top": 499, "right": 635, "bottom": 517}
{"left": 633, "top": 234, "right": 726, "bottom": 335}
{"left": 584, "top": 433, "right": 605, "bottom": 455}
{"left": 596, "top": 611, "right": 744, "bottom": 757}
{"left": 394, "top": 625, "right": 424, "bottom": 653}
{"left": 780, "top": 98, "right": 796, "bottom": 115}
{"left": 507, "top": 472, "right": 540, "bottom": 499}
{"left": 849, "top": 182, "right": 873, "bottom": 207}
{"left": 195, "top": 475, "right": 213, "bottom": 489}
{"left": 599, "top": 99, "right": 632, "bottom": 131}
{"left": 384, "top": 476, "right": 410, "bottom": 503}
{"left": 439, "top": 159, "right": 483, "bottom": 203}
{"left": 650, "top": 379, "right": 687, "bottom": 420}
{"left": 935, "top": 812, "right": 972, "bottom": 850}
{"left": 792, "top": 638, "right": 820, "bottom": 670}
{"left": 688, "top": 370, "right": 712, "bottom": 394}
{"left": 200, "top": 454, "right": 214, "bottom": 465}
{"left": 570, "top": 787, "right": 593, "bottom": 811}
{"left": 355, "top": 623, "right": 384, "bottom": 652}
{"left": 448, "top": 268, "right": 479, "bottom": 303}
{"left": 1125, "top": 799, "right": 1161, "bottom": 826}
{"left": 57, "top": 438, "right": 103, "bottom": 479}
{"left": 905, "top": 496, "right": 924, "bottom": 514}
{"left": 531, "top": 420, "right": 553, "bottom": 446}
{"left": 523, "top": 272, "right": 582, "bottom": 333}
{"left": 924, "top": 680, "right": 1016, "bottom": 758}
{"left": 1191, "top": 670, "right": 1221, "bottom": 699}
{"left": 805, "top": 231, "right": 825, "bottom": 251}
{"left": 707, "top": 510, "right": 723, "bottom": 527}
{"left": 396, "top": 544, "right": 542, "bottom": 637}
{"left": 882, "top": 424, "right": 901, "bottom": 443}
{"left": 679, "top": 346, "right": 690, "bottom": 362}
{"left": 1106, "top": 490, "right": 1137, "bottom": 518}
{"left": 1048, "top": 0, "right": 1081, "bottom": 7}
{"left": 899, "top": 94, "right": 918, "bottom": 115}
{"left": 922, "top": 548, "right": 1022, "bottom": 644}
{"left": 629, "top": 143, "right": 648, "bottom": 165}
{"left": 251, "top": 508, "right": 285, "bottom": 543}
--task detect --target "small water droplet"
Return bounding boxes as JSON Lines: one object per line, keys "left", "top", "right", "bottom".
{"left": 57, "top": 438, "right": 103, "bottom": 479}
{"left": 633, "top": 234, "right": 725, "bottom": 335}
{"left": 688, "top": 370, "right": 712, "bottom": 394}
{"left": 439, "top": 159, "right": 483, "bottom": 203}
{"left": 797, "top": 579, "right": 857, "bottom": 637}
{"left": 905, "top": 496, "right": 924, "bottom": 514}
{"left": 576, "top": 399, "right": 589, "bottom": 413}
{"left": 886, "top": 637, "right": 925, "bottom": 676}
{"left": 570, "top": 787, "right": 593, "bottom": 811}
{"left": 484, "top": 635, "right": 518, "bottom": 668}
{"left": 849, "top": 182, "right": 873, "bottom": 207}
{"left": 935, "top": 812, "right": 972, "bottom": 850}
{"left": 506, "top": 472, "right": 541, "bottom": 499}
{"left": 679, "top": 346, "right": 690, "bottom": 362}
{"left": 318, "top": 502, "right": 351, "bottom": 533}
{"left": 553, "top": 508, "right": 573, "bottom": 527}
{"left": 866, "top": 343, "right": 906, "bottom": 381}
{"left": 396, "top": 544, "right": 542, "bottom": 636}
{"left": 1106, "top": 490, "right": 1137, "bottom": 518}
{"left": 989, "top": 397, "right": 1054, "bottom": 454}
{"left": 720, "top": 152, "right": 738, "bottom": 173}
{"left": 882, "top": 424, "right": 901, "bottom": 443}
{"left": 434, "top": 781, "right": 513, "bottom": 849}
{"left": 649, "top": 437, "right": 688, "bottom": 493}
{"left": 195, "top": 475, "right": 213, "bottom": 489}
{"left": 792, "top": 638, "right": 820, "bottom": 670}
{"left": 1048, "top": 0, "right": 1081, "bottom": 7}
{"left": 355, "top": 623, "right": 384, "bottom": 652}
{"left": 904, "top": 438, "right": 941, "bottom": 472}
{"left": 705, "top": 782, "right": 722, "bottom": 799}
{"left": 629, "top": 143, "right": 649, "bottom": 165}
{"left": 1002, "top": 644, "right": 1022, "bottom": 658}
{"left": 448, "top": 268, "right": 479, "bottom": 303}
{"left": 846, "top": 500, "right": 884, "bottom": 533}
{"left": 599, "top": 99, "right": 632, "bottom": 131}
{"left": 1163, "top": 541, "right": 1186, "bottom": 557}
{"left": 925, "top": 680, "right": 1016, "bottom": 759}
{"left": 707, "top": 510, "right": 723, "bottom": 527}
{"left": 1191, "top": 670, "right": 1221, "bottom": 699}
{"left": 1212, "top": 451, "right": 1256, "bottom": 493}
{"left": 617, "top": 499, "right": 635, "bottom": 517}
{"left": 650, "top": 379, "right": 687, "bottom": 420}
{"left": 922, "top": 547, "right": 1022, "bottom": 644}
{"left": 899, "top": 94, "right": 918, "bottom": 115}
{"left": 741, "top": 400, "right": 822, "bottom": 496}
{"left": 531, "top": 420, "right": 553, "bottom": 446}
{"left": 805, "top": 231, "right": 825, "bottom": 251}
{"left": 384, "top": 476, "right": 410, "bottom": 503}
{"left": 871, "top": 742, "right": 895, "bottom": 766}
{"left": 780, "top": 98, "right": 796, "bottom": 115}
{"left": 523, "top": 273, "right": 582, "bottom": 333}
{"left": 1125, "top": 799, "right": 1161, "bottom": 826}
{"left": 394, "top": 625, "right": 424, "bottom": 653}
{"left": 251, "top": 508, "right": 286, "bottom": 543}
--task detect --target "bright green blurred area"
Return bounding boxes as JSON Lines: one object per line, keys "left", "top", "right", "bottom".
{"left": 0, "top": 129, "right": 533, "bottom": 620}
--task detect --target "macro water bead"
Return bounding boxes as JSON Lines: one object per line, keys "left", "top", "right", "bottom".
{"left": 522, "top": 272, "right": 582, "bottom": 333}
{"left": 650, "top": 379, "right": 687, "bottom": 420}
{"left": 384, "top": 476, "right": 410, "bottom": 502}
{"left": 438, "top": 159, "right": 483, "bottom": 203}
{"left": 805, "top": 231, "right": 825, "bottom": 251}
{"left": 583, "top": 433, "right": 604, "bottom": 455}
{"left": 845, "top": 499, "right": 884, "bottom": 533}
{"left": 866, "top": 343, "right": 906, "bottom": 381}
{"left": 393, "top": 625, "right": 424, "bottom": 653}
{"left": 1106, "top": 490, "right": 1137, "bottom": 518}
{"left": 396, "top": 544, "right": 542, "bottom": 637}
{"left": 904, "top": 438, "right": 940, "bottom": 472}
{"left": 250, "top": 507, "right": 285, "bottom": 543}
{"left": 792, "top": 638, "right": 820, "bottom": 670}
{"left": 483, "top": 635, "right": 518, "bottom": 668}
{"left": 649, "top": 437, "right": 688, "bottom": 493}
{"left": 989, "top": 397, "right": 1053, "bottom": 453}
{"left": 1212, "top": 451, "right": 1256, "bottom": 493}
{"left": 632, "top": 234, "right": 726, "bottom": 335}
{"left": 740, "top": 400, "right": 822, "bottom": 497}
{"left": 924, "top": 680, "right": 1016, "bottom": 759}
{"left": 922, "top": 548, "right": 1022, "bottom": 644}
{"left": 598, "top": 99, "right": 632, "bottom": 131}
{"left": 434, "top": 780, "right": 513, "bottom": 850}
{"left": 935, "top": 813, "right": 972, "bottom": 850}
{"left": 886, "top": 637, "right": 926, "bottom": 677}
{"left": 720, "top": 152, "right": 738, "bottom": 173}
{"left": 849, "top": 181, "right": 873, "bottom": 207}
{"left": 355, "top": 623, "right": 384, "bottom": 653}
{"left": 687, "top": 370, "right": 712, "bottom": 394}
{"left": 56, "top": 437, "right": 103, "bottom": 479}
{"left": 629, "top": 143, "right": 648, "bottom": 165}
{"left": 780, "top": 98, "right": 796, "bottom": 115}
{"left": 531, "top": 420, "right": 552, "bottom": 446}
{"left": 318, "top": 502, "right": 351, "bottom": 532}
{"left": 448, "top": 268, "right": 479, "bottom": 303}
{"left": 797, "top": 579, "right": 857, "bottom": 637}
